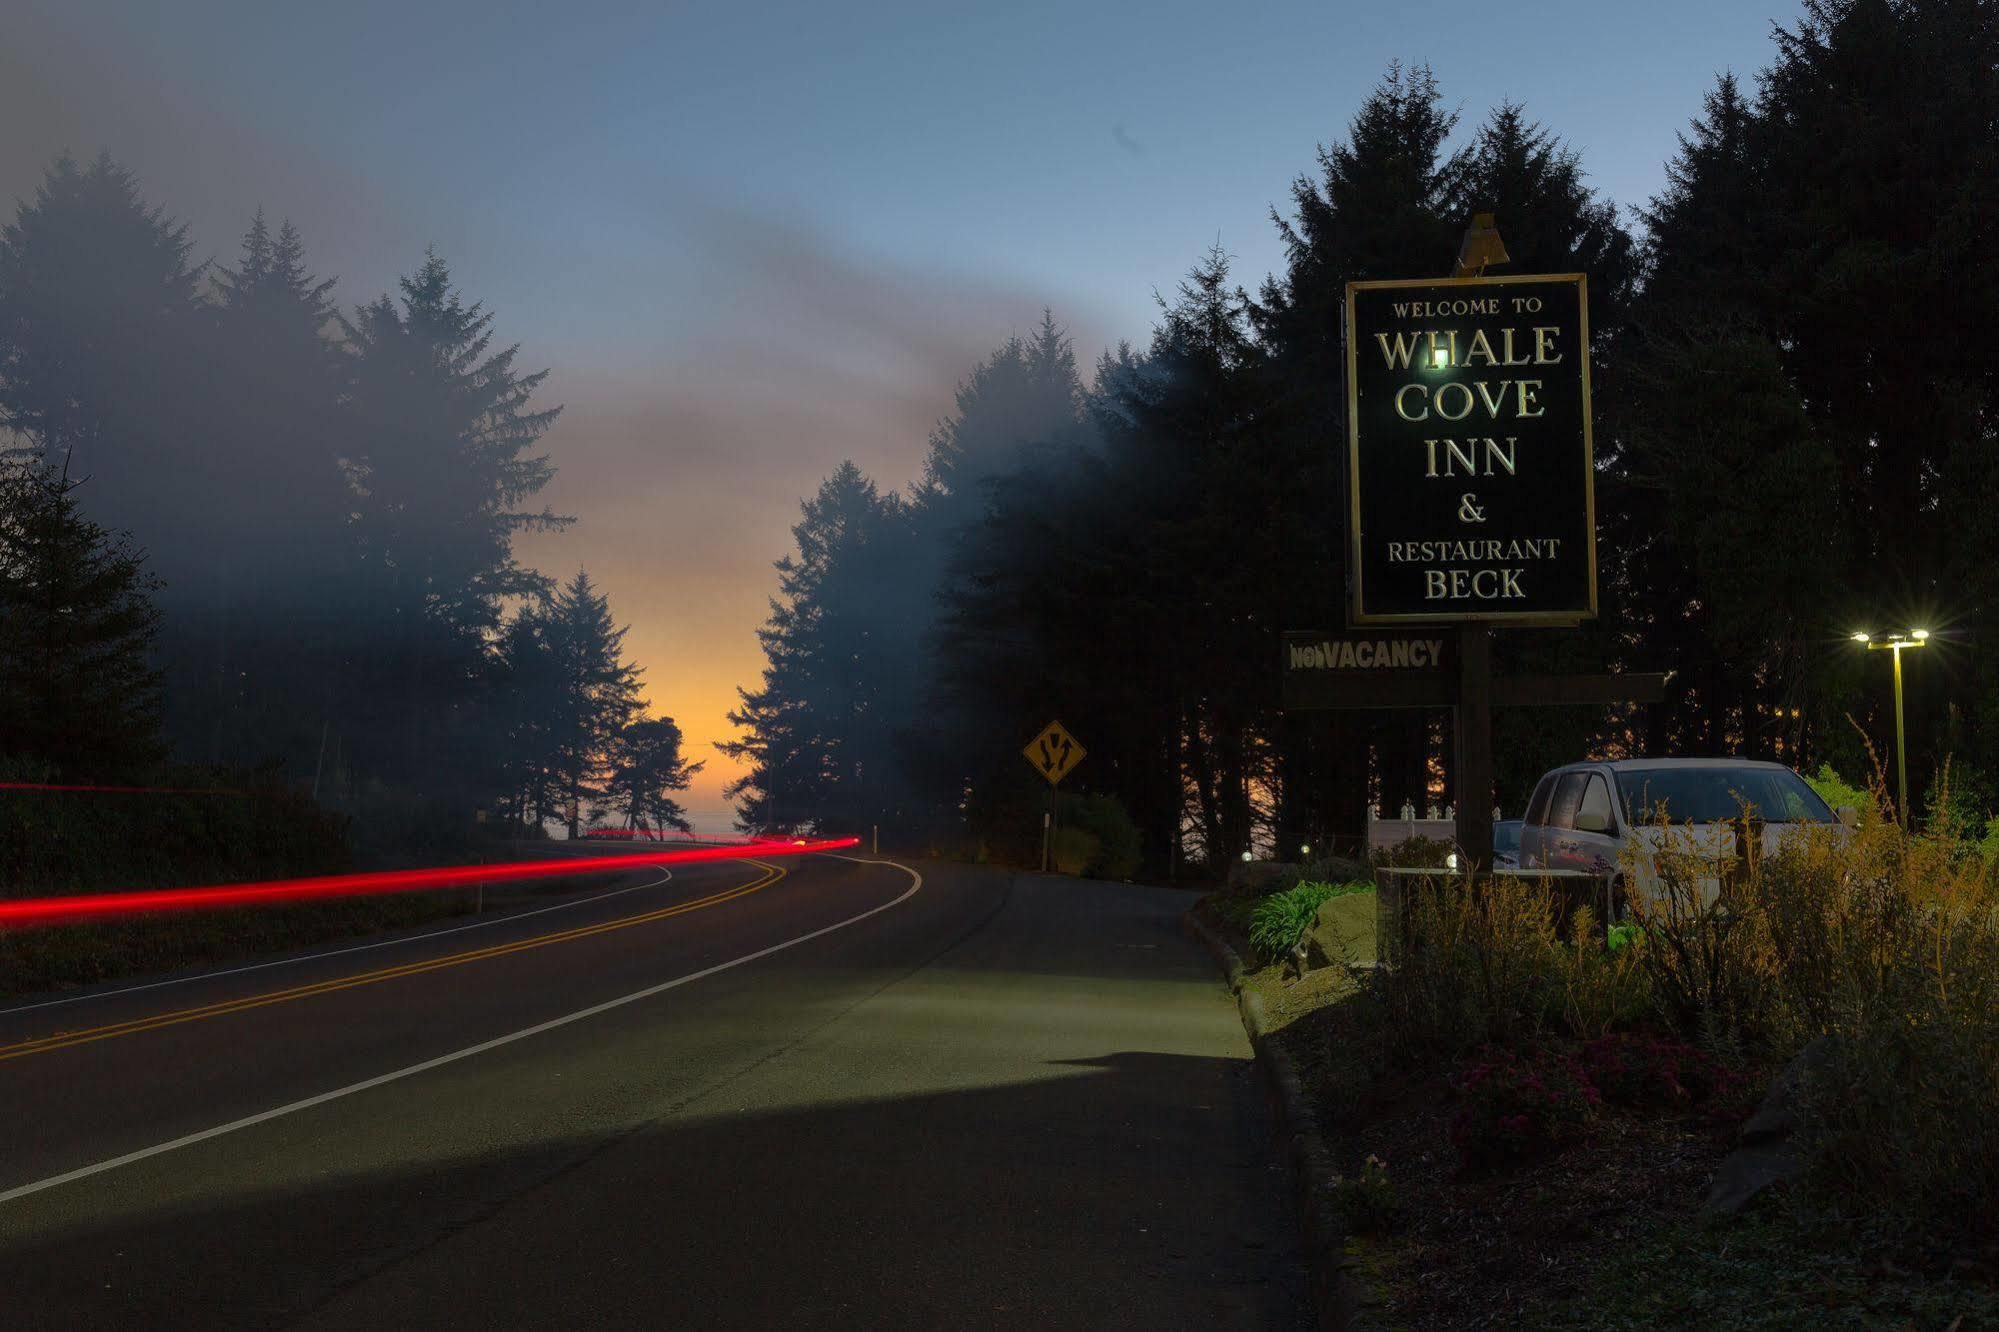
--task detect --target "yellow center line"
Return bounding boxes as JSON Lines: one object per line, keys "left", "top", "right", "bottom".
{"left": 0, "top": 859, "right": 786, "bottom": 1064}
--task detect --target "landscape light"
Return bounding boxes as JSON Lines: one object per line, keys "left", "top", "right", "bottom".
{"left": 1913, "top": 628, "right": 1930, "bottom": 640}
{"left": 1430, "top": 346, "right": 1450, "bottom": 369}
{"left": 1240, "top": 850, "right": 1253, "bottom": 863}
{"left": 1300, "top": 844, "right": 1311, "bottom": 857}
{"left": 1851, "top": 631, "right": 1871, "bottom": 642}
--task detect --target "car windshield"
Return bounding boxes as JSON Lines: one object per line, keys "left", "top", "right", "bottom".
{"left": 1615, "top": 766, "right": 1834, "bottom": 825}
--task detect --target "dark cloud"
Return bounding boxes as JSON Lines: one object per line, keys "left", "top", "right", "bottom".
{"left": 0, "top": 6, "right": 401, "bottom": 289}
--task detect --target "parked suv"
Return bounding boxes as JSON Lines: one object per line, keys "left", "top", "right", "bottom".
{"left": 1516, "top": 758, "right": 1840, "bottom": 911}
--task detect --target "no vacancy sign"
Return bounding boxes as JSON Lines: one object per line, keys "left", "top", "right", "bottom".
{"left": 1344, "top": 273, "right": 1597, "bottom": 625}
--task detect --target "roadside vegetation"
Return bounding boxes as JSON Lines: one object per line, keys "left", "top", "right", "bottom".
{"left": 1197, "top": 767, "right": 1999, "bottom": 1327}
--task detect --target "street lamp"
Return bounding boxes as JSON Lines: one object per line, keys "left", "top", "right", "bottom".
{"left": 1852, "top": 629, "right": 1930, "bottom": 825}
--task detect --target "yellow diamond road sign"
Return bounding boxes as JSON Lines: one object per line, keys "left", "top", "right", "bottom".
{"left": 1024, "top": 720, "right": 1085, "bottom": 786}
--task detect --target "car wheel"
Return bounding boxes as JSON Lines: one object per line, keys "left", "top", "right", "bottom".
{"left": 1606, "top": 875, "right": 1630, "bottom": 923}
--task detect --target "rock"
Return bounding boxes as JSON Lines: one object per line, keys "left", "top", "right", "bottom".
{"left": 1705, "top": 1035, "right": 1841, "bottom": 1215}
{"left": 1705, "top": 1137, "right": 1801, "bottom": 1217}
{"left": 1224, "top": 859, "right": 1298, "bottom": 895}
{"left": 1300, "top": 889, "right": 1379, "bottom": 970}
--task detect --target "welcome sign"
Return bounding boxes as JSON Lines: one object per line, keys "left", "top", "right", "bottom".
{"left": 1345, "top": 273, "right": 1597, "bottom": 625}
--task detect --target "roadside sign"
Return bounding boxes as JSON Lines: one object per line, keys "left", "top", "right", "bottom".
{"left": 1023, "top": 720, "right": 1085, "bottom": 785}
{"left": 1345, "top": 272, "right": 1596, "bottom": 625}
{"left": 1282, "top": 630, "right": 1452, "bottom": 709}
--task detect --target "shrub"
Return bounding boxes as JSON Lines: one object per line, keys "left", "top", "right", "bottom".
{"left": 1613, "top": 784, "right": 1999, "bottom": 1235}
{"left": 0, "top": 767, "right": 349, "bottom": 899}
{"left": 1552, "top": 907, "right": 1654, "bottom": 1040}
{"left": 1382, "top": 872, "right": 1566, "bottom": 1054}
{"left": 1284, "top": 854, "right": 1373, "bottom": 891}
{"left": 1621, "top": 833, "right": 1781, "bottom": 1054}
{"left": 1049, "top": 826, "right": 1100, "bottom": 876}
{"left": 1449, "top": 1046, "right": 1602, "bottom": 1168}
{"left": 1802, "top": 763, "right": 1874, "bottom": 823}
{"left": 1375, "top": 834, "right": 1455, "bottom": 869}
{"left": 1803, "top": 1011, "right": 1999, "bottom": 1241}
{"left": 1330, "top": 1154, "right": 1402, "bottom": 1234}
{"left": 1248, "top": 880, "right": 1342, "bottom": 960}
{"left": 1579, "top": 1032, "right": 1732, "bottom": 1111}
{"left": 1057, "top": 792, "right": 1142, "bottom": 879}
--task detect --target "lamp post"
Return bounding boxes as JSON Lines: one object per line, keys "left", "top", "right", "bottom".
{"left": 1852, "top": 629, "right": 1929, "bottom": 825}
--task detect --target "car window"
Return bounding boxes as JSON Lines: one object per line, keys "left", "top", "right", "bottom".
{"left": 1493, "top": 821, "right": 1522, "bottom": 854}
{"left": 1524, "top": 775, "right": 1556, "bottom": 826}
{"left": 1577, "top": 775, "right": 1614, "bottom": 831}
{"left": 1615, "top": 766, "right": 1834, "bottom": 824}
{"left": 1547, "top": 773, "right": 1587, "bottom": 831}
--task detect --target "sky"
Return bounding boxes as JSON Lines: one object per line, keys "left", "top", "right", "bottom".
{"left": 1, "top": 0, "right": 1808, "bottom": 829}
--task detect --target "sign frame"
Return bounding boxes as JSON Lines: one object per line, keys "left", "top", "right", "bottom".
{"left": 1344, "top": 272, "right": 1598, "bottom": 627}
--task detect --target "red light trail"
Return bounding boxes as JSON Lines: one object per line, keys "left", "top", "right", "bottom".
{"left": 0, "top": 837, "right": 858, "bottom": 930}
{"left": 0, "top": 781, "right": 245, "bottom": 795}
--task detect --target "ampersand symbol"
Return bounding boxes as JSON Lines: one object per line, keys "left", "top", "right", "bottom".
{"left": 1457, "top": 493, "right": 1486, "bottom": 523}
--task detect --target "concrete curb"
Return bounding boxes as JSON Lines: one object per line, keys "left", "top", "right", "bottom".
{"left": 1183, "top": 909, "right": 1368, "bottom": 1332}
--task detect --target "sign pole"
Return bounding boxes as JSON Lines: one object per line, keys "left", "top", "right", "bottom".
{"left": 1455, "top": 623, "right": 1495, "bottom": 872}
{"left": 1023, "top": 719, "right": 1086, "bottom": 875}
{"left": 1047, "top": 783, "right": 1058, "bottom": 873}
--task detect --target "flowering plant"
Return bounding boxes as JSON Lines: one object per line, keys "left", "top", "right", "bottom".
{"left": 1580, "top": 1032, "right": 1726, "bottom": 1110}
{"left": 1449, "top": 1046, "right": 1602, "bottom": 1167}
{"left": 1329, "top": 1153, "right": 1401, "bottom": 1233}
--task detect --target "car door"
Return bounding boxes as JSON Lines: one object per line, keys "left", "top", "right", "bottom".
{"left": 1569, "top": 773, "right": 1620, "bottom": 876}
{"left": 1517, "top": 772, "right": 1559, "bottom": 869}
{"left": 1541, "top": 772, "right": 1590, "bottom": 872}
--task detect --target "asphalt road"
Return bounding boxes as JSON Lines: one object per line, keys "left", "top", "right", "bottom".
{"left": 0, "top": 852, "right": 1310, "bottom": 1329}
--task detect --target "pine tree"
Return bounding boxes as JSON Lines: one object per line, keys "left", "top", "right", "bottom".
{"left": 175, "top": 211, "right": 354, "bottom": 771}
{"left": 1619, "top": 0, "right": 1999, "bottom": 795}
{"left": 901, "top": 315, "right": 1094, "bottom": 831}
{"left": 339, "top": 251, "right": 570, "bottom": 790}
{"left": 0, "top": 152, "right": 207, "bottom": 567}
{"left": 599, "top": 716, "right": 703, "bottom": 833}
{"left": 491, "top": 601, "right": 564, "bottom": 829}
{"left": 722, "top": 462, "right": 916, "bottom": 834}
{"left": 0, "top": 464, "right": 164, "bottom": 777}
{"left": 1611, "top": 75, "right": 1827, "bottom": 758}
{"left": 540, "top": 570, "right": 642, "bottom": 837}
{"left": 209, "top": 211, "right": 347, "bottom": 569}
{"left": 1448, "top": 102, "right": 1640, "bottom": 803}
{"left": 1252, "top": 65, "right": 1472, "bottom": 839}
{"left": 936, "top": 248, "right": 1272, "bottom": 865}
{"left": 1454, "top": 103, "right": 1636, "bottom": 320}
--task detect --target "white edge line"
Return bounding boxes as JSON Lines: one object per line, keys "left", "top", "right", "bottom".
{"left": 0, "top": 868, "right": 685, "bottom": 1018}
{"left": 0, "top": 857, "right": 920, "bottom": 1206}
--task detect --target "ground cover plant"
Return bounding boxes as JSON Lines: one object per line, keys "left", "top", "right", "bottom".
{"left": 1247, "top": 879, "right": 1371, "bottom": 962}
{"left": 1200, "top": 765, "right": 1999, "bottom": 1326}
